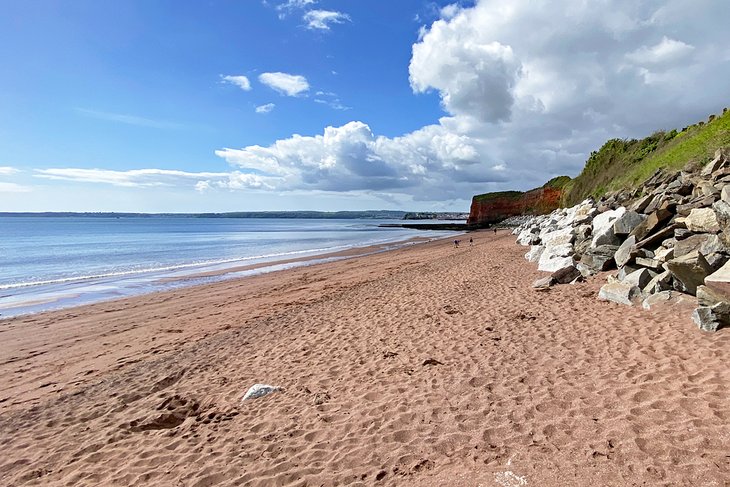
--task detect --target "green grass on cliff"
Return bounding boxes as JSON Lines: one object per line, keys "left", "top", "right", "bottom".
{"left": 563, "top": 109, "right": 730, "bottom": 206}
{"left": 473, "top": 177, "right": 572, "bottom": 203}
{"left": 473, "top": 190, "right": 523, "bottom": 203}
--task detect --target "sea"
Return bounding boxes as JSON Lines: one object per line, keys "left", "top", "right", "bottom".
{"left": 0, "top": 216, "right": 461, "bottom": 318}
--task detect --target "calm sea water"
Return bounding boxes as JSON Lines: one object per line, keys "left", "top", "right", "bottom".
{"left": 0, "top": 217, "right": 459, "bottom": 317}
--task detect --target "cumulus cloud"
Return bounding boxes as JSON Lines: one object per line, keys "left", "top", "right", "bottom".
{"left": 304, "top": 10, "right": 351, "bottom": 30}
{"left": 210, "top": 0, "right": 729, "bottom": 202}
{"left": 29, "top": 0, "right": 730, "bottom": 207}
{"left": 221, "top": 75, "right": 252, "bottom": 91}
{"left": 215, "top": 120, "right": 506, "bottom": 198}
{"left": 259, "top": 72, "right": 310, "bottom": 96}
{"left": 255, "top": 103, "right": 276, "bottom": 114}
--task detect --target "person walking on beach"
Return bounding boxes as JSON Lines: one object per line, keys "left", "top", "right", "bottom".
{"left": 469, "top": 237, "right": 473, "bottom": 246}
{"left": 454, "top": 239, "right": 459, "bottom": 248}
{"left": 493, "top": 227, "right": 497, "bottom": 235}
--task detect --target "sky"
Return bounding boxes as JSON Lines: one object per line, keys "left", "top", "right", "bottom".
{"left": 0, "top": 0, "right": 729, "bottom": 213}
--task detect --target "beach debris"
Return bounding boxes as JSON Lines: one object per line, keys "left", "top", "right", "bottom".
{"left": 241, "top": 384, "right": 281, "bottom": 401}
{"left": 313, "top": 392, "right": 330, "bottom": 405}
{"left": 494, "top": 470, "right": 528, "bottom": 486}
{"left": 422, "top": 358, "right": 444, "bottom": 366}
{"left": 442, "top": 305, "right": 460, "bottom": 315}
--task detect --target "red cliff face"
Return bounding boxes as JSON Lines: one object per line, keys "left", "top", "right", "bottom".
{"left": 467, "top": 187, "right": 563, "bottom": 227}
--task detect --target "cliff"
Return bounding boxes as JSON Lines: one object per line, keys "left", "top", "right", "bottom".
{"left": 467, "top": 176, "right": 570, "bottom": 227}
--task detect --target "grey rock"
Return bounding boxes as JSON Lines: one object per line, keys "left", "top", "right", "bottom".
{"left": 613, "top": 210, "right": 645, "bottom": 236}
{"left": 643, "top": 194, "right": 665, "bottom": 214}
{"left": 643, "top": 270, "right": 672, "bottom": 294}
{"left": 665, "top": 250, "right": 712, "bottom": 295}
{"left": 705, "top": 252, "right": 730, "bottom": 272}
{"left": 701, "top": 147, "right": 730, "bottom": 177}
{"left": 700, "top": 234, "right": 729, "bottom": 255}
{"left": 654, "top": 246, "right": 674, "bottom": 262}
{"left": 697, "top": 285, "right": 730, "bottom": 311}
{"left": 622, "top": 268, "right": 652, "bottom": 289}
{"left": 703, "top": 259, "right": 730, "bottom": 301}
{"left": 598, "top": 281, "right": 643, "bottom": 306}
{"left": 532, "top": 276, "right": 555, "bottom": 290}
{"left": 712, "top": 199, "right": 730, "bottom": 246}
{"left": 692, "top": 307, "right": 723, "bottom": 332}
{"left": 721, "top": 184, "right": 730, "bottom": 203}
{"left": 673, "top": 233, "right": 710, "bottom": 259}
{"left": 618, "top": 264, "right": 640, "bottom": 281}
{"left": 581, "top": 245, "right": 619, "bottom": 272}
{"left": 629, "top": 194, "right": 653, "bottom": 213}
{"left": 552, "top": 265, "right": 582, "bottom": 284}
{"left": 576, "top": 262, "right": 596, "bottom": 278}
{"left": 642, "top": 290, "right": 674, "bottom": 310}
{"left": 614, "top": 236, "right": 638, "bottom": 267}
{"left": 630, "top": 209, "right": 673, "bottom": 241}
{"left": 674, "top": 228, "right": 693, "bottom": 240}
{"left": 635, "top": 257, "right": 664, "bottom": 271}
{"left": 242, "top": 384, "right": 282, "bottom": 401}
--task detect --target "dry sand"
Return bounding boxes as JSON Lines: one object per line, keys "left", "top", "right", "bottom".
{"left": 0, "top": 231, "right": 728, "bottom": 486}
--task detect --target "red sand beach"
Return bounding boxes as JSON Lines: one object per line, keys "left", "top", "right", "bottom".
{"left": 1, "top": 230, "right": 728, "bottom": 486}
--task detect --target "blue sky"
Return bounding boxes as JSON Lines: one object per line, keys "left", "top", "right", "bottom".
{"left": 1, "top": 0, "right": 728, "bottom": 212}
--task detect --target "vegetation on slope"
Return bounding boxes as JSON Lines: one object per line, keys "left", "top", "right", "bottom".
{"left": 563, "top": 109, "right": 730, "bottom": 206}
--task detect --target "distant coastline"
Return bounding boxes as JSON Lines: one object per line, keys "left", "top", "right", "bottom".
{"left": 0, "top": 210, "right": 467, "bottom": 220}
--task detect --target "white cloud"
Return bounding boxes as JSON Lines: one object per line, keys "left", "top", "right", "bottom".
{"left": 255, "top": 103, "right": 276, "bottom": 114}
{"left": 215, "top": 120, "right": 505, "bottom": 199}
{"left": 626, "top": 36, "right": 695, "bottom": 66}
{"left": 75, "top": 108, "right": 182, "bottom": 129}
{"left": 313, "top": 91, "right": 350, "bottom": 110}
{"left": 0, "top": 182, "right": 31, "bottom": 193}
{"left": 25, "top": 0, "right": 729, "bottom": 209}
{"left": 213, "top": 0, "right": 730, "bottom": 202}
{"left": 258, "top": 72, "right": 310, "bottom": 96}
{"left": 221, "top": 74, "right": 252, "bottom": 91}
{"left": 0, "top": 167, "right": 19, "bottom": 176}
{"left": 276, "top": 0, "right": 316, "bottom": 17}
{"left": 35, "top": 168, "right": 231, "bottom": 188}
{"left": 303, "top": 10, "right": 351, "bottom": 30}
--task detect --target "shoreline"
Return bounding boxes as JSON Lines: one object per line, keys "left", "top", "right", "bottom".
{"left": 0, "top": 233, "right": 457, "bottom": 319}
{"left": 0, "top": 230, "right": 727, "bottom": 486}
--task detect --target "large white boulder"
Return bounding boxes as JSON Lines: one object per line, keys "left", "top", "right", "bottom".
{"left": 537, "top": 253, "right": 575, "bottom": 273}
{"left": 525, "top": 245, "right": 545, "bottom": 263}
{"left": 541, "top": 226, "right": 575, "bottom": 247}
{"left": 591, "top": 207, "right": 627, "bottom": 248}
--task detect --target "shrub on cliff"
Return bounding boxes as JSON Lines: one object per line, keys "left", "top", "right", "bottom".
{"left": 563, "top": 109, "right": 730, "bottom": 206}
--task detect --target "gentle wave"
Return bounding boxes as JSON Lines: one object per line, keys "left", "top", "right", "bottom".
{"left": 0, "top": 244, "right": 360, "bottom": 290}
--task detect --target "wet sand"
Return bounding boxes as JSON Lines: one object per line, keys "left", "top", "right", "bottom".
{"left": 0, "top": 231, "right": 728, "bottom": 486}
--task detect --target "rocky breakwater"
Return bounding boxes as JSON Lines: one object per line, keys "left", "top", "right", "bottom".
{"left": 513, "top": 147, "right": 730, "bottom": 332}
{"left": 467, "top": 177, "right": 568, "bottom": 227}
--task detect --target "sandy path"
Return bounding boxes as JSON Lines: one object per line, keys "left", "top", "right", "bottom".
{"left": 0, "top": 231, "right": 728, "bottom": 486}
